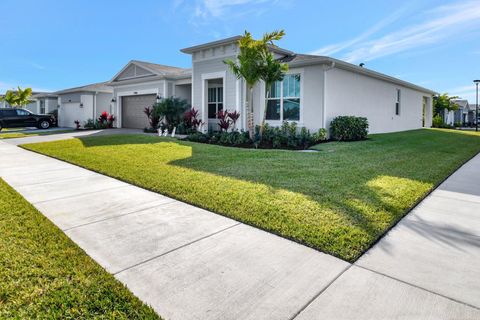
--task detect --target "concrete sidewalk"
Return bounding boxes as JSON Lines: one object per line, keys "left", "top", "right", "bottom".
{"left": 1, "top": 139, "right": 480, "bottom": 319}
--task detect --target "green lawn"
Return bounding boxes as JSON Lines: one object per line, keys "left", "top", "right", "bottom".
{"left": 0, "top": 178, "right": 160, "bottom": 319}
{"left": 22, "top": 129, "right": 480, "bottom": 262}
{"left": 0, "top": 129, "right": 73, "bottom": 139}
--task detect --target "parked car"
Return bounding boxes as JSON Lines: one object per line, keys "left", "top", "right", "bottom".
{"left": 0, "top": 108, "right": 56, "bottom": 131}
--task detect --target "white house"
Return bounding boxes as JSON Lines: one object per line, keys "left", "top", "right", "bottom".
{"left": 58, "top": 35, "right": 436, "bottom": 133}
{"left": 108, "top": 60, "right": 191, "bottom": 129}
{"left": 30, "top": 93, "right": 58, "bottom": 114}
{"left": 55, "top": 82, "right": 113, "bottom": 128}
{"left": 180, "top": 36, "right": 436, "bottom": 134}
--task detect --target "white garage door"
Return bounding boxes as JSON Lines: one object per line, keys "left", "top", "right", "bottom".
{"left": 121, "top": 94, "right": 156, "bottom": 129}
{"left": 59, "top": 102, "right": 89, "bottom": 128}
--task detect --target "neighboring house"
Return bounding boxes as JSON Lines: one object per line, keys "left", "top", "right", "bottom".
{"left": 109, "top": 60, "right": 191, "bottom": 129}
{"left": 0, "top": 91, "right": 46, "bottom": 112}
{"left": 30, "top": 93, "right": 59, "bottom": 114}
{"left": 55, "top": 82, "right": 113, "bottom": 128}
{"left": 448, "top": 99, "right": 469, "bottom": 126}
{"left": 180, "top": 36, "right": 436, "bottom": 134}
{"left": 58, "top": 35, "right": 437, "bottom": 133}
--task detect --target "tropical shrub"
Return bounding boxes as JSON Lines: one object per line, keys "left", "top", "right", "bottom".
{"left": 217, "top": 110, "right": 231, "bottom": 132}
{"left": 153, "top": 97, "right": 189, "bottom": 132}
{"left": 330, "top": 116, "right": 369, "bottom": 141}
{"left": 186, "top": 131, "right": 251, "bottom": 147}
{"left": 431, "top": 114, "right": 454, "bottom": 129}
{"left": 143, "top": 106, "right": 161, "bottom": 130}
{"left": 183, "top": 107, "right": 202, "bottom": 131}
{"left": 97, "top": 111, "right": 115, "bottom": 128}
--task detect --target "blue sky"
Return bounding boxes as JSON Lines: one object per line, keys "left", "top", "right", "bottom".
{"left": 1, "top": 0, "right": 479, "bottom": 101}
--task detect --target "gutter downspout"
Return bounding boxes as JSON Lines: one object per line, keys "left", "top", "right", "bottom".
{"left": 93, "top": 92, "right": 97, "bottom": 120}
{"left": 323, "top": 61, "right": 335, "bottom": 129}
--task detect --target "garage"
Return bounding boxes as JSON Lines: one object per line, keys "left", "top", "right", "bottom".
{"left": 121, "top": 94, "right": 156, "bottom": 129}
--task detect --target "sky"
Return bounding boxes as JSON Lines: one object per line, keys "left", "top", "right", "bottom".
{"left": 0, "top": 0, "right": 479, "bottom": 102}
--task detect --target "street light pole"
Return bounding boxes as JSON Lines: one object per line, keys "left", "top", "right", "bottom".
{"left": 475, "top": 80, "right": 480, "bottom": 132}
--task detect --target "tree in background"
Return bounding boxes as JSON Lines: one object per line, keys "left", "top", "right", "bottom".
{"left": 0, "top": 87, "right": 33, "bottom": 108}
{"left": 433, "top": 93, "right": 459, "bottom": 117}
{"left": 224, "top": 30, "right": 287, "bottom": 137}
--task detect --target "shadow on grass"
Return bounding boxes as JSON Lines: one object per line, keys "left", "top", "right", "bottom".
{"left": 67, "top": 129, "right": 480, "bottom": 260}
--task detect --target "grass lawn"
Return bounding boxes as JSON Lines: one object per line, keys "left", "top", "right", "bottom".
{"left": 0, "top": 129, "right": 73, "bottom": 139}
{"left": 0, "top": 178, "right": 160, "bottom": 319}
{"left": 22, "top": 129, "right": 480, "bottom": 262}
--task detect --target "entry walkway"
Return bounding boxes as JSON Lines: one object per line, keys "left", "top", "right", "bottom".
{"left": 1, "top": 139, "right": 479, "bottom": 319}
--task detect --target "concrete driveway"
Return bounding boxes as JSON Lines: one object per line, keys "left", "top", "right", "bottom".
{"left": 3, "top": 128, "right": 146, "bottom": 145}
{"left": 1, "top": 139, "right": 479, "bottom": 319}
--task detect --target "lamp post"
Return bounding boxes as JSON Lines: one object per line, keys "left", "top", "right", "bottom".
{"left": 475, "top": 80, "right": 480, "bottom": 132}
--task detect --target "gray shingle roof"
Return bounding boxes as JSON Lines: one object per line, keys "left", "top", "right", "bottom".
{"left": 131, "top": 60, "right": 190, "bottom": 76}
{"left": 54, "top": 81, "right": 113, "bottom": 95}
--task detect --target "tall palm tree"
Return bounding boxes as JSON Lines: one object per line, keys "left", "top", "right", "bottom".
{"left": 224, "top": 30, "right": 287, "bottom": 137}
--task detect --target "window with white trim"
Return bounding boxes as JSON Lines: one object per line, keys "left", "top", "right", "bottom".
{"left": 207, "top": 86, "right": 223, "bottom": 119}
{"left": 395, "top": 89, "right": 401, "bottom": 115}
{"left": 266, "top": 74, "right": 301, "bottom": 121}
{"left": 40, "top": 100, "right": 45, "bottom": 114}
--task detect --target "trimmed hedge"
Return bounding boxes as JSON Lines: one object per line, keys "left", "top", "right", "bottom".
{"left": 330, "top": 116, "right": 369, "bottom": 141}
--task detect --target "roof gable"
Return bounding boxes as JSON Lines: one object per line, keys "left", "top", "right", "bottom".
{"left": 111, "top": 61, "right": 158, "bottom": 82}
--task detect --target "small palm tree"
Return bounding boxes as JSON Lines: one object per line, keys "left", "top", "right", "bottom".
{"left": 224, "top": 30, "right": 287, "bottom": 137}
{"left": 0, "top": 87, "right": 33, "bottom": 108}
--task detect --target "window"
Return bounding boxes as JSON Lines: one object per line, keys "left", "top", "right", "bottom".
{"left": 395, "top": 89, "right": 401, "bottom": 115}
{"left": 208, "top": 86, "right": 223, "bottom": 119}
{"left": 16, "top": 109, "right": 30, "bottom": 116}
{"left": 0, "top": 110, "right": 16, "bottom": 117}
{"left": 266, "top": 74, "right": 301, "bottom": 121}
{"left": 40, "top": 100, "right": 45, "bottom": 114}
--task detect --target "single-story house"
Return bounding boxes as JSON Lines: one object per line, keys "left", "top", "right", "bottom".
{"left": 58, "top": 35, "right": 437, "bottom": 133}
{"left": 30, "top": 93, "right": 59, "bottom": 114}
{"left": 180, "top": 36, "right": 436, "bottom": 134}
{"left": 55, "top": 82, "right": 113, "bottom": 128}
{"left": 109, "top": 60, "right": 191, "bottom": 129}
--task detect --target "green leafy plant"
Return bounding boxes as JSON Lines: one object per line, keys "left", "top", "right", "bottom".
{"left": 330, "top": 116, "right": 369, "bottom": 141}
{"left": 0, "top": 87, "right": 33, "bottom": 108}
{"left": 153, "top": 97, "right": 189, "bottom": 132}
{"left": 224, "top": 30, "right": 287, "bottom": 138}
{"left": 433, "top": 93, "right": 459, "bottom": 117}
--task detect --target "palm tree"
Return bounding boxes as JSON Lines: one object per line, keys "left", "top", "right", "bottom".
{"left": 0, "top": 87, "right": 33, "bottom": 108}
{"left": 224, "top": 30, "right": 287, "bottom": 137}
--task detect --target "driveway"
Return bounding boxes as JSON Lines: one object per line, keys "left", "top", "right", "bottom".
{"left": 3, "top": 128, "right": 146, "bottom": 145}
{"left": 0, "top": 140, "right": 479, "bottom": 319}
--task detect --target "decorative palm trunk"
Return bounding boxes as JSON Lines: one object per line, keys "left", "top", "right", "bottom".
{"left": 246, "top": 86, "right": 255, "bottom": 138}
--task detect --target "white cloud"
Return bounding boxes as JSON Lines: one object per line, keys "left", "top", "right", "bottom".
{"left": 197, "top": 0, "right": 270, "bottom": 18}
{"left": 313, "top": 0, "right": 480, "bottom": 63}
{"left": 311, "top": 5, "right": 409, "bottom": 56}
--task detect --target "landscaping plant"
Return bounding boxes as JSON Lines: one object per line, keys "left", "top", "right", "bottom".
{"left": 74, "top": 120, "right": 81, "bottom": 130}
{"left": 224, "top": 30, "right": 287, "bottom": 138}
{"left": 144, "top": 106, "right": 161, "bottom": 131}
{"left": 0, "top": 86, "right": 33, "bottom": 108}
{"left": 330, "top": 116, "right": 369, "bottom": 141}
{"left": 153, "top": 97, "right": 190, "bottom": 132}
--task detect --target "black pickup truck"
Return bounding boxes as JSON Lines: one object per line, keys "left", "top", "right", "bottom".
{"left": 0, "top": 108, "right": 56, "bottom": 131}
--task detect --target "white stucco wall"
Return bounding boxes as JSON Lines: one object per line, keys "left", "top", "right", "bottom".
{"left": 58, "top": 93, "right": 94, "bottom": 128}
{"left": 254, "top": 65, "right": 325, "bottom": 133}
{"left": 325, "top": 67, "right": 433, "bottom": 134}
